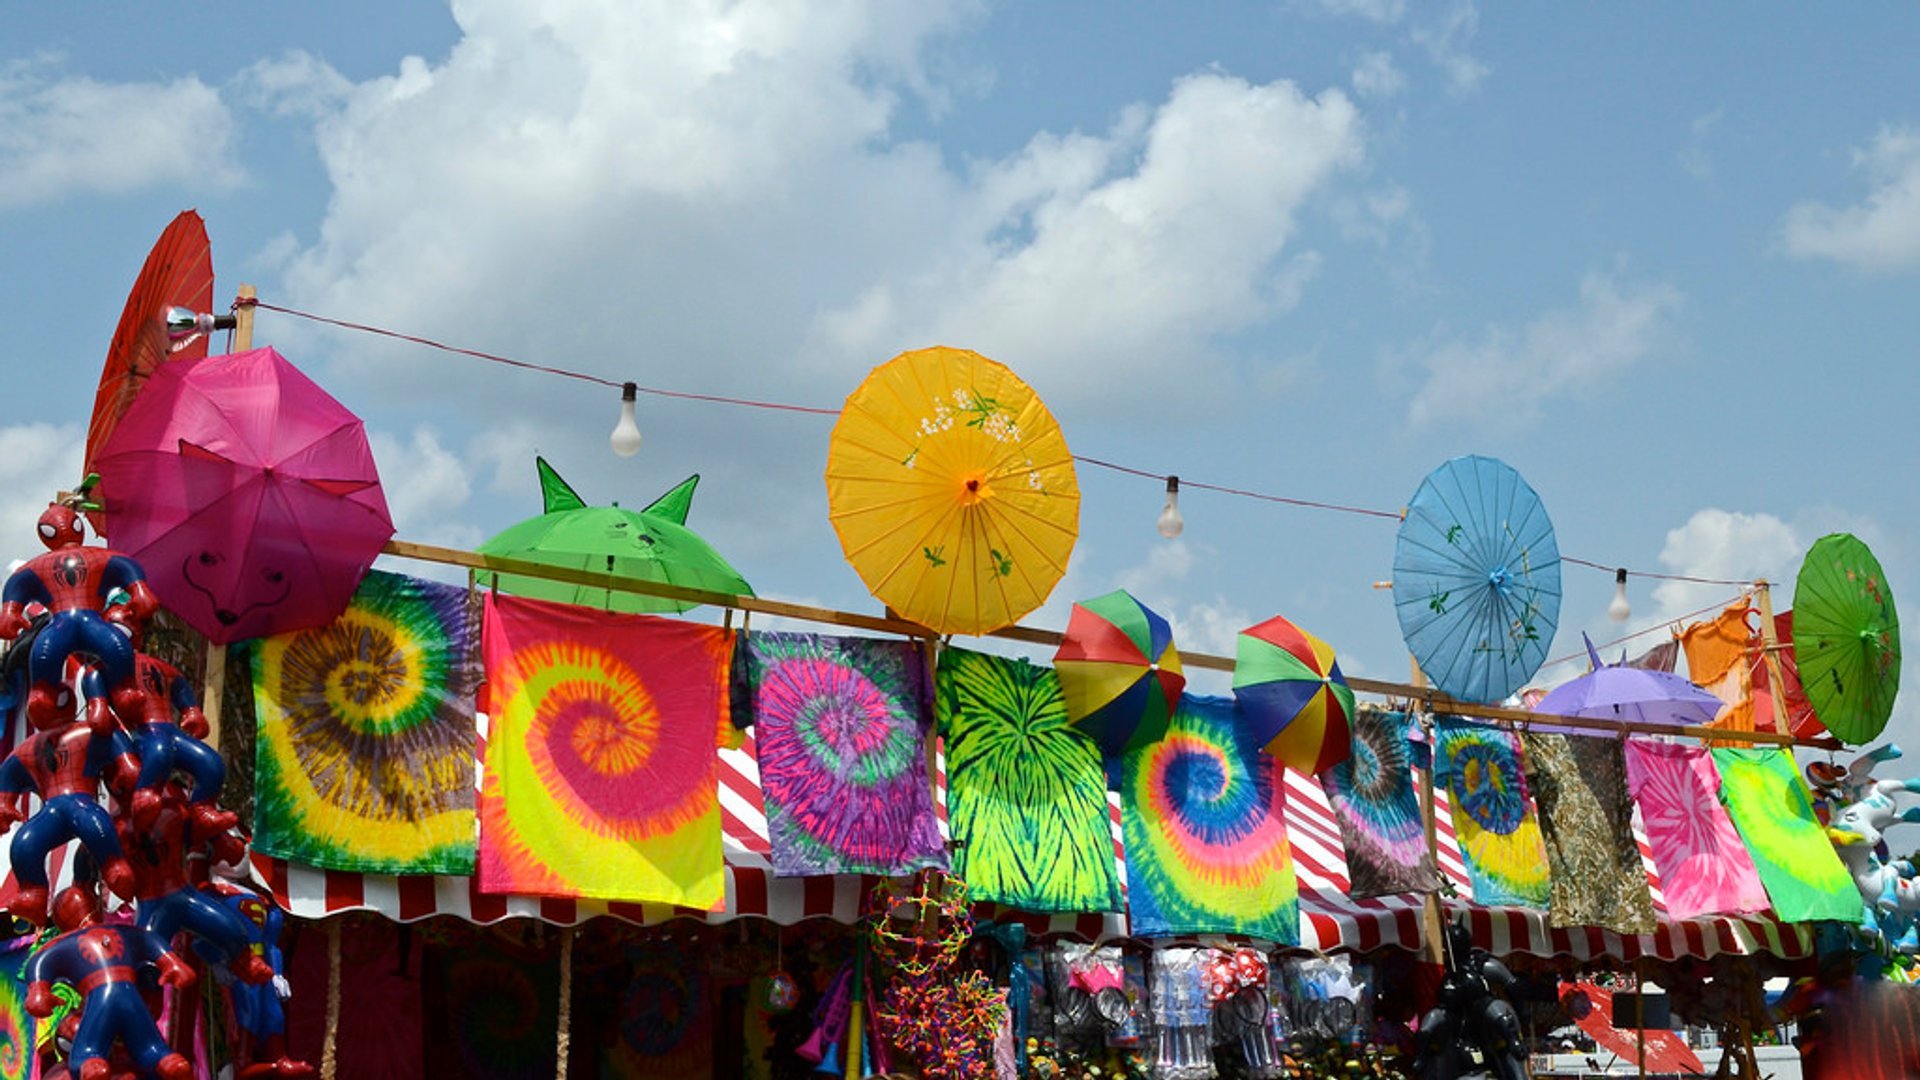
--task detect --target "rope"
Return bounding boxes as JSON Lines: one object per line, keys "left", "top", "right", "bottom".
{"left": 321, "top": 919, "right": 342, "bottom": 1080}
{"left": 555, "top": 927, "right": 575, "bottom": 1078}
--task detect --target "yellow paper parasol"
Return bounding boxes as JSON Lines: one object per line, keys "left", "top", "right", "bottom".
{"left": 826, "top": 346, "right": 1079, "bottom": 636}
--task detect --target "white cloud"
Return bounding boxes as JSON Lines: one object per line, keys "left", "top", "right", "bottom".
{"left": 0, "top": 58, "right": 241, "bottom": 209}
{"left": 1644, "top": 508, "right": 1801, "bottom": 629}
{"left": 1781, "top": 125, "right": 1920, "bottom": 272}
{"left": 367, "top": 426, "right": 483, "bottom": 551}
{"left": 233, "top": 50, "right": 356, "bottom": 119}
{"left": 1299, "top": 0, "right": 1407, "bottom": 24}
{"left": 1409, "top": 1, "right": 1488, "bottom": 94}
{"left": 0, "top": 423, "right": 84, "bottom": 563}
{"left": 1678, "top": 108, "right": 1723, "bottom": 181}
{"left": 1351, "top": 51, "right": 1405, "bottom": 100}
{"left": 1402, "top": 271, "right": 1683, "bottom": 428}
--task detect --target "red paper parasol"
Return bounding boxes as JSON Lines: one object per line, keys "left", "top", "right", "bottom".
{"left": 85, "top": 211, "right": 215, "bottom": 478}
{"left": 92, "top": 346, "right": 393, "bottom": 643}
{"left": 1558, "top": 982, "right": 1704, "bottom": 1075}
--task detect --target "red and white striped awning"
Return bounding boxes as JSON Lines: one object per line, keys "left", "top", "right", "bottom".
{"left": 238, "top": 726, "right": 1812, "bottom": 961}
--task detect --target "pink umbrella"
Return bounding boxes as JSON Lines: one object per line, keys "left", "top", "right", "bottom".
{"left": 93, "top": 346, "right": 393, "bottom": 643}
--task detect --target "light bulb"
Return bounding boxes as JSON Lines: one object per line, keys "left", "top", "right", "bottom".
{"left": 1607, "top": 568, "right": 1631, "bottom": 622}
{"left": 1156, "top": 476, "right": 1184, "bottom": 539}
{"left": 164, "top": 306, "right": 235, "bottom": 353}
{"left": 609, "top": 382, "right": 642, "bottom": 457}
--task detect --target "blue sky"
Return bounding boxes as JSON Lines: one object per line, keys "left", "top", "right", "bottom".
{"left": 4, "top": 2, "right": 1917, "bottom": 744}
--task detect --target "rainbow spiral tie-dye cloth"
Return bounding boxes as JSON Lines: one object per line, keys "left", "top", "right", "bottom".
{"left": 1621, "top": 740, "right": 1769, "bottom": 920}
{"left": 1117, "top": 694, "right": 1298, "bottom": 943}
{"left": 0, "top": 936, "right": 34, "bottom": 1080}
{"left": 1713, "top": 746, "right": 1863, "bottom": 923}
{"left": 732, "top": 631, "right": 946, "bottom": 877}
{"left": 477, "top": 594, "right": 730, "bottom": 906}
{"left": 937, "top": 647, "right": 1123, "bottom": 914}
{"left": 1320, "top": 707, "right": 1439, "bottom": 899}
{"left": 251, "top": 569, "right": 481, "bottom": 875}
{"left": 1432, "top": 717, "right": 1550, "bottom": 909}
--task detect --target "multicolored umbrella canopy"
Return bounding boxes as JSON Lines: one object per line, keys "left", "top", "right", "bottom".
{"left": 1232, "top": 615, "right": 1354, "bottom": 775}
{"left": 86, "top": 211, "right": 215, "bottom": 487}
{"left": 1053, "top": 589, "right": 1185, "bottom": 756}
{"left": 93, "top": 346, "right": 393, "bottom": 644}
{"left": 1793, "top": 533, "right": 1901, "bottom": 744}
{"left": 1392, "top": 455, "right": 1561, "bottom": 704}
{"left": 825, "top": 346, "right": 1079, "bottom": 636}
{"left": 478, "top": 457, "right": 752, "bottom": 615}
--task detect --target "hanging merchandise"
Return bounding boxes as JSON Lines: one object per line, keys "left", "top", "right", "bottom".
{"left": 1792, "top": 532, "right": 1901, "bottom": 745}
{"left": 1411, "top": 925, "right": 1524, "bottom": 1080}
{"left": 1054, "top": 589, "right": 1185, "bottom": 757}
{"left": 1430, "top": 718, "right": 1551, "bottom": 909}
{"left": 1148, "top": 947, "right": 1218, "bottom": 1080}
{"left": 731, "top": 631, "right": 946, "bottom": 877}
{"left": 1115, "top": 694, "right": 1298, "bottom": 943}
{"left": 936, "top": 648, "right": 1123, "bottom": 913}
{"left": 1714, "top": 746, "right": 1867, "bottom": 922}
{"left": 24, "top": 887, "right": 198, "bottom": 1080}
{"left": 251, "top": 568, "right": 481, "bottom": 875}
{"left": 1232, "top": 614, "right": 1354, "bottom": 775}
{"left": 1679, "top": 599, "right": 1760, "bottom": 733}
{"left": 1518, "top": 732, "right": 1656, "bottom": 934}
{"left": 1391, "top": 455, "right": 1561, "bottom": 704}
{"left": 1533, "top": 633, "right": 1724, "bottom": 731}
{"left": 0, "top": 936, "right": 33, "bottom": 1080}
{"left": 91, "top": 345, "right": 394, "bottom": 644}
{"left": 1620, "top": 740, "right": 1771, "bottom": 920}
{"left": 1320, "top": 707, "right": 1440, "bottom": 899}
{"left": 826, "top": 345, "right": 1080, "bottom": 636}
{"left": 477, "top": 457, "right": 752, "bottom": 615}
{"left": 867, "top": 873, "right": 1007, "bottom": 1079}
{"left": 1207, "top": 948, "right": 1280, "bottom": 1078}
{"left": 478, "top": 593, "right": 730, "bottom": 906}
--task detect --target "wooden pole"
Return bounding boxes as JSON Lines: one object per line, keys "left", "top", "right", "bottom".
{"left": 1753, "top": 581, "right": 1793, "bottom": 735}
{"left": 199, "top": 284, "right": 256, "bottom": 756}
{"left": 384, "top": 538, "right": 1842, "bottom": 751}
{"left": 1412, "top": 658, "right": 1446, "bottom": 969}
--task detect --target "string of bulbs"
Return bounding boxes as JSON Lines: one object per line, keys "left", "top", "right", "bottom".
{"left": 228, "top": 297, "right": 1760, "bottom": 625}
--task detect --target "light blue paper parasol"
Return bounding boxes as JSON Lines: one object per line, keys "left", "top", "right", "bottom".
{"left": 1392, "top": 455, "right": 1560, "bottom": 704}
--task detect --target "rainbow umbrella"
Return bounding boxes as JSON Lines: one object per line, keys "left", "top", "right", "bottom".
{"left": 1053, "top": 589, "right": 1185, "bottom": 756}
{"left": 1233, "top": 615, "right": 1354, "bottom": 774}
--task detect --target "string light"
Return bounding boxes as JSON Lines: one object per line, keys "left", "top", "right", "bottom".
{"left": 1608, "top": 568, "right": 1632, "bottom": 622}
{"left": 609, "top": 382, "right": 642, "bottom": 457}
{"left": 241, "top": 296, "right": 1759, "bottom": 588}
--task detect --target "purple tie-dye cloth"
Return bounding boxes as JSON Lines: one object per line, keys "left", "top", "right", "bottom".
{"left": 732, "top": 632, "right": 947, "bottom": 877}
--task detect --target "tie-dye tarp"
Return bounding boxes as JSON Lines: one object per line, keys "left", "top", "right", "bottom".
{"left": 478, "top": 594, "right": 730, "bottom": 906}
{"left": 1520, "top": 733, "right": 1655, "bottom": 934}
{"left": 937, "top": 648, "right": 1123, "bottom": 913}
{"left": 732, "top": 632, "right": 946, "bottom": 877}
{"left": 1432, "top": 718, "right": 1550, "bottom": 908}
{"left": 1320, "top": 707, "right": 1439, "bottom": 899}
{"left": 1712, "top": 746, "right": 1863, "bottom": 922}
{"left": 1116, "top": 694, "right": 1298, "bottom": 942}
{"left": 422, "top": 936, "right": 559, "bottom": 1080}
{"left": 1621, "top": 740, "right": 1769, "bottom": 920}
{"left": 251, "top": 569, "right": 481, "bottom": 874}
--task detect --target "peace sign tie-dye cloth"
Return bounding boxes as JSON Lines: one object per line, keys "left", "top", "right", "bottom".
{"left": 1321, "top": 707, "right": 1439, "bottom": 899}
{"left": 731, "top": 631, "right": 946, "bottom": 877}
{"left": 1711, "top": 746, "right": 1863, "bottom": 923}
{"left": 477, "top": 594, "right": 730, "bottom": 906}
{"left": 251, "top": 569, "right": 482, "bottom": 874}
{"left": 1432, "top": 718, "right": 1550, "bottom": 908}
{"left": 1620, "top": 740, "right": 1769, "bottom": 920}
{"left": 937, "top": 647, "right": 1123, "bottom": 913}
{"left": 1519, "top": 733, "right": 1656, "bottom": 934}
{"left": 1117, "top": 694, "right": 1298, "bottom": 943}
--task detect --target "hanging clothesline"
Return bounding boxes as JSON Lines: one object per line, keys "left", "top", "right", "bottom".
{"left": 381, "top": 538, "right": 1839, "bottom": 751}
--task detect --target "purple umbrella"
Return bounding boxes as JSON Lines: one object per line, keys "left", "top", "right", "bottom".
{"left": 1532, "top": 634, "right": 1723, "bottom": 732}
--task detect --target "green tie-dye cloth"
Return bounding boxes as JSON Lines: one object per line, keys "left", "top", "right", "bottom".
{"left": 1712, "top": 747, "right": 1863, "bottom": 923}
{"left": 937, "top": 647, "right": 1123, "bottom": 913}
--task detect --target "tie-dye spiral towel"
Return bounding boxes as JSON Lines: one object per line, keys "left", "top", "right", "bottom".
{"left": 1321, "top": 707, "right": 1439, "bottom": 899}
{"left": 1117, "top": 694, "right": 1298, "bottom": 942}
{"left": 937, "top": 648, "right": 1122, "bottom": 913}
{"left": 1620, "top": 740, "right": 1768, "bottom": 920}
{"left": 0, "top": 937, "right": 33, "bottom": 1080}
{"left": 478, "top": 594, "right": 730, "bottom": 906}
{"left": 1712, "top": 747, "right": 1863, "bottom": 923}
{"left": 251, "top": 569, "right": 481, "bottom": 874}
{"left": 1433, "top": 718, "right": 1550, "bottom": 908}
{"left": 732, "top": 632, "right": 946, "bottom": 877}
{"left": 1520, "top": 733, "right": 1655, "bottom": 934}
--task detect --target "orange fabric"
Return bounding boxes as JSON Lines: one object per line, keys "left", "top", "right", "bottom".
{"left": 1680, "top": 600, "right": 1759, "bottom": 735}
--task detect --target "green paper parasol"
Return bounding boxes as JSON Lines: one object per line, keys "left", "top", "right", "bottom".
{"left": 1792, "top": 533, "right": 1900, "bottom": 744}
